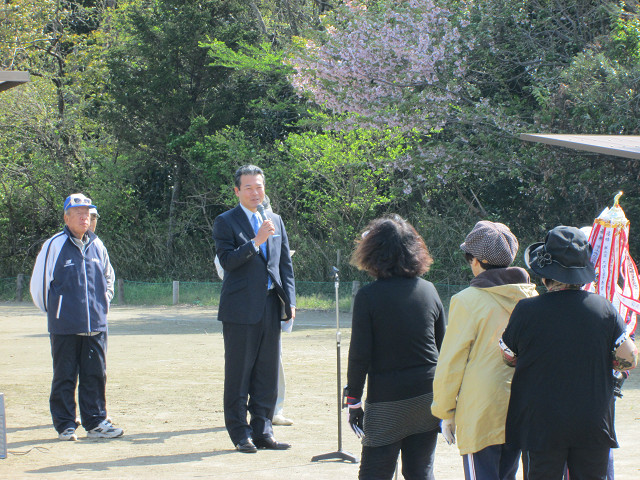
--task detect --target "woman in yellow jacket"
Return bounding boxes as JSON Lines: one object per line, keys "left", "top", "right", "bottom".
{"left": 431, "top": 221, "right": 538, "bottom": 480}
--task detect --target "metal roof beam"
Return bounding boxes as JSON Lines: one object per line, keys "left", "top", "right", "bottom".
{"left": 0, "top": 71, "right": 31, "bottom": 93}
{"left": 520, "top": 133, "right": 640, "bottom": 160}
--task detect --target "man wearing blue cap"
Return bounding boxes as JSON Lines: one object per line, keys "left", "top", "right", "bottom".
{"left": 30, "top": 193, "right": 122, "bottom": 441}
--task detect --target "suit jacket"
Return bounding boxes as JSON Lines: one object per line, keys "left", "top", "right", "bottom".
{"left": 213, "top": 204, "right": 296, "bottom": 324}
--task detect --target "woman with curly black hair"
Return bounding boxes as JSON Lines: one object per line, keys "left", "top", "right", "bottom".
{"left": 345, "top": 215, "right": 445, "bottom": 480}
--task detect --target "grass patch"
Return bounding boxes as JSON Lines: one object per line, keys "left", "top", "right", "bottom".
{"left": 114, "top": 280, "right": 354, "bottom": 310}
{"left": 296, "top": 293, "right": 351, "bottom": 311}
{"left": 112, "top": 281, "right": 222, "bottom": 306}
{"left": 1, "top": 277, "right": 466, "bottom": 312}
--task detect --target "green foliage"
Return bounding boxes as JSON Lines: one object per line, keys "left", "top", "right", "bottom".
{"left": 611, "top": 9, "right": 640, "bottom": 62}
{"left": 552, "top": 50, "right": 640, "bottom": 134}
{"left": 203, "top": 39, "right": 293, "bottom": 74}
{"left": 461, "top": 0, "right": 618, "bottom": 115}
{"left": 2, "top": 0, "right": 640, "bottom": 286}
{"left": 270, "top": 127, "right": 418, "bottom": 280}
{"left": 93, "top": 0, "right": 306, "bottom": 278}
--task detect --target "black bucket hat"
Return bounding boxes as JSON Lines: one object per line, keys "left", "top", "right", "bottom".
{"left": 524, "top": 226, "right": 596, "bottom": 285}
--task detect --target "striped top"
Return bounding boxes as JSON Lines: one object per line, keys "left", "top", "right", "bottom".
{"left": 363, "top": 392, "right": 440, "bottom": 447}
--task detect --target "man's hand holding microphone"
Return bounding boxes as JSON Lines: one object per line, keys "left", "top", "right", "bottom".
{"left": 253, "top": 219, "right": 275, "bottom": 247}
{"left": 255, "top": 204, "right": 279, "bottom": 246}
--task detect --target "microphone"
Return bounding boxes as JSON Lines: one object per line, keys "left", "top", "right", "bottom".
{"left": 257, "top": 203, "right": 279, "bottom": 237}
{"left": 257, "top": 203, "right": 268, "bottom": 221}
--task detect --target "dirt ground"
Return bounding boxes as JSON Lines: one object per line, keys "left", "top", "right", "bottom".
{"left": 0, "top": 303, "right": 638, "bottom": 480}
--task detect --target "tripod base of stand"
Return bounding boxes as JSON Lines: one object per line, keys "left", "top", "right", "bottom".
{"left": 311, "top": 449, "right": 358, "bottom": 463}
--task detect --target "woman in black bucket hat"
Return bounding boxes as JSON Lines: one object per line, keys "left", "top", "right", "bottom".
{"left": 523, "top": 225, "right": 596, "bottom": 285}
{"left": 499, "top": 226, "right": 637, "bottom": 480}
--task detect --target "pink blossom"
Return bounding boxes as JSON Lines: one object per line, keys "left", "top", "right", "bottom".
{"left": 288, "top": 0, "right": 470, "bottom": 132}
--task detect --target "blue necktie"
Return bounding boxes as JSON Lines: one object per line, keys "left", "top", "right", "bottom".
{"left": 252, "top": 213, "right": 271, "bottom": 289}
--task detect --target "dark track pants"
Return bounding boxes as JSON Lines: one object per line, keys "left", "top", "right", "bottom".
{"left": 462, "top": 443, "right": 521, "bottom": 480}
{"left": 222, "top": 292, "right": 281, "bottom": 445}
{"left": 50, "top": 332, "right": 107, "bottom": 433}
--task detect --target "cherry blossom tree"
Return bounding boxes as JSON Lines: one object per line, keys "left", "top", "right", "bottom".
{"left": 289, "top": 0, "right": 470, "bottom": 132}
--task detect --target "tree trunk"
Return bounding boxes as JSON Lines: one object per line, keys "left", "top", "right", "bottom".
{"left": 249, "top": 2, "right": 268, "bottom": 36}
{"left": 167, "top": 158, "right": 183, "bottom": 252}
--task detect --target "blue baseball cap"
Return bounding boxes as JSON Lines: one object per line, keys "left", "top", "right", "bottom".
{"left": 63, "top": 193, "right": 96, "bottom": 211}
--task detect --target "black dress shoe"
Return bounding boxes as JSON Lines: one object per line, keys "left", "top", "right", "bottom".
{"left": 254, "top": 435, "right": 291, "bottom": 450}
{"left": 235, "top": 437, "right": 258, "bottom": 453}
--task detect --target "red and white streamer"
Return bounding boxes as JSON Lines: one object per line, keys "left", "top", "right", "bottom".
{"left": 585, "top": 216, "right": 638, "bottom": 336}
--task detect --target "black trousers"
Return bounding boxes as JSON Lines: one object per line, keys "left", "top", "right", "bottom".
{"left": 50, "top": 332, "right": 107, "bottom": 433}
{"left": 522, "top": 446, "right": 610, "bottom": 480}
{"left": 222, "top": 292, "right": 281, "bottom": 445}
{"left": 359, "top": 430, "right": 438, "bottom": 480}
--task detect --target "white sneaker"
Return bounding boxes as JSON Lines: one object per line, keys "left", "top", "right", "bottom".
{"left": 87, "top": 419, "right": 124, "bottom": 438}
{"left": 58, "top": 427, "right": 77, "bottom": 441}
{"left": 272, "top": 414, "right": 294, "bottom": 426}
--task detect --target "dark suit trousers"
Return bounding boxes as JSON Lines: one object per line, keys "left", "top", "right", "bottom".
{"left": 222, "top": 291, "right": 281, "bottom": 445}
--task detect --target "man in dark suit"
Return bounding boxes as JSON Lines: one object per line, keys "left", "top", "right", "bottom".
{"left": 213, "top": 165, "right": 296, "bottom": 453}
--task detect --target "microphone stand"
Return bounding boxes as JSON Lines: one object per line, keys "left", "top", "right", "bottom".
{"left": 311, "top": 267, "right": 358, "bottom": 463}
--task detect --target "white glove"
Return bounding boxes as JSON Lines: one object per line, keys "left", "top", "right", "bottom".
{"left": 441, "top": 418, "right": 456, "bottom": 445}
{"left": 281, "top": 318, "right": 293, "bottom": 333}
